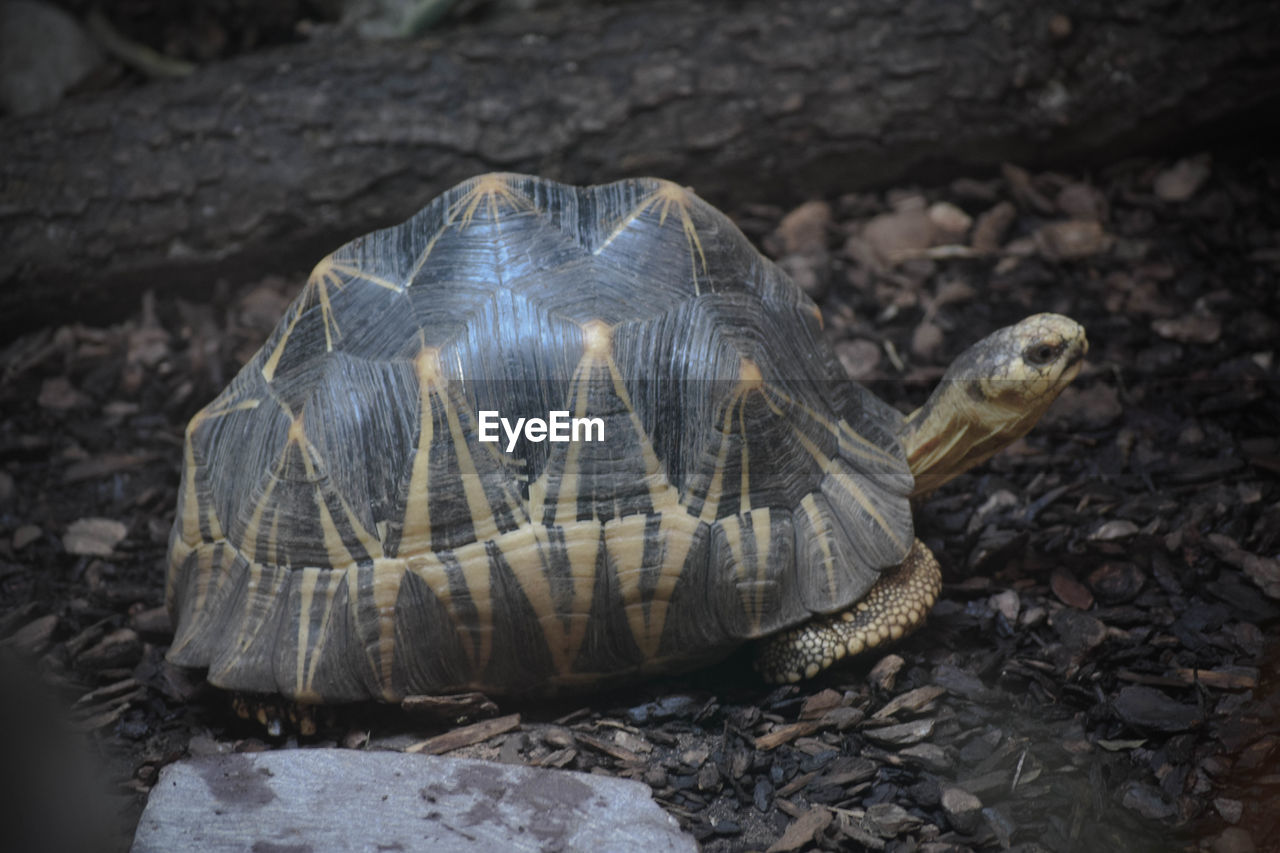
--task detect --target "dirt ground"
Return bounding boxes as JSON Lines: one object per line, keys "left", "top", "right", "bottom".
{"left": 1, "top": 152, "right": 1278, "bottom": 852}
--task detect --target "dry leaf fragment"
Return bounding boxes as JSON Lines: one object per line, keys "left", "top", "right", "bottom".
{"left": 1207, "top": 533, "right": 1280, "bottom": 600}
{"left": 971, "top": 201, "right": 1016, "bottom": 252}
{"left": 766, "top": 806, "right": 833, "bottom": 853}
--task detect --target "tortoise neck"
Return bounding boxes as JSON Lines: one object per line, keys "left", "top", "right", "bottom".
{"left": 899, "top": 381, "right": 1037, "bottom": 497}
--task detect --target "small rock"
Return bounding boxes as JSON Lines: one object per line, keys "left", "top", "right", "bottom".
{"left": 941, "top": 786, "right": 983, "bottom": 834}
{"left": 989, "top": 590, "right": 1020, "bottom": 622}
{"left": 1153, "top": 154, "right": 1212, "bottom": 202}
{"left": 1090, "top": 520, "right": 1139, "bottom": 541}
{"left": 1113, "top": 685, "right": 1202, "bottom": 732}
{"left": 1034, "top": 220, "right": 1112, "bottom": 260}
{"left": 1214, "top": 798, "right": 1243, "bottom": 824}
{"left": 134, "top": 751, "right": 696, "bottom": 852}
{"left": 927, "top": 201, "right": 971, "bottom": 238}
{"left": 773, "top": 200, "right": 832, "bottom": 255}
{"left": 63, "top": 518, "right": 127, "bottom": 556}
{"left": 12, "top": 524, "right": 41, "bottom": 550}
{"left": 862, "top": 203, "right": 936, "bottom": 267}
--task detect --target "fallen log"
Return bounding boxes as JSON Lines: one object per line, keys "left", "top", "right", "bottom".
{"left": 2, "top": 0, "right": 1278, "bottom": 336}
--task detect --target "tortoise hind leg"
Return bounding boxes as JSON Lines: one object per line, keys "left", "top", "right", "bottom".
{"left": 753, "top": 539, "right": 942, "bottom": 683}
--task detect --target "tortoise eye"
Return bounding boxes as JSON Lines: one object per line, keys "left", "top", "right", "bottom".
{"left": 1025, "top": 342, "right": 1060, "bottom": 365}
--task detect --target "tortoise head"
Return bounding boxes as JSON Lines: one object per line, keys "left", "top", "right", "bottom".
{"left": 900, "top": 313, "right": 1088, "bottom": 496}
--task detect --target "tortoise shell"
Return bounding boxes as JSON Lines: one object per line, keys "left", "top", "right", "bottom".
{"left": 166, "top": 174, "right": 914, "bottom": 702}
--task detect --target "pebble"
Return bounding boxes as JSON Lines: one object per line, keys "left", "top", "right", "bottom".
{"left": 989, "top": 589, "right": 1021, "bottom": 622}
{"left": 772, "top": 200, "right": 832, "bottom": 255}
{"left": 1090, "top": 520, "right": 1140, "bottom": 541}
{"left": 862, "top": 203, "right": 936, "bottom": 267}
{"left": 926, "top": 201, "right": 971, "bottom": 238}
{"left": 63, "top": 518, "right": 127, "bottom": 556}
{"left": 1213, "top": 797, "right": 1243, "bottom": 824}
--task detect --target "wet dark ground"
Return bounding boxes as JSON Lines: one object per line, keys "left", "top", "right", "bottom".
{"left": 1, "top": 153, "right": 1277, "bottom": 852}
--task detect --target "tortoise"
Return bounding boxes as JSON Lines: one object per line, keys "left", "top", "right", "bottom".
{"left": 167, "top": 173, "right": 1086, "bottom": 704}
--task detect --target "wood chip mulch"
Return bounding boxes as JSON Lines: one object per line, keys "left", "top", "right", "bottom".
{"left": 1, "top": 152, "right": 1277, "bottom": 853}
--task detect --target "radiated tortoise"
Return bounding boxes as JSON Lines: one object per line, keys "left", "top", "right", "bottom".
{"left": 166, "top": 174, "right": 1087, "bottom": 702}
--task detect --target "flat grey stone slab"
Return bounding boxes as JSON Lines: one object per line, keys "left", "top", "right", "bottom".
{"left": 132, "top": 749, "right": 696, "bottom": 852}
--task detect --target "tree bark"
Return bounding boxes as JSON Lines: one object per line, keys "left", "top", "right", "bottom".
{"left": 2, "top": 0, "right": 1278, "bottom": 336}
